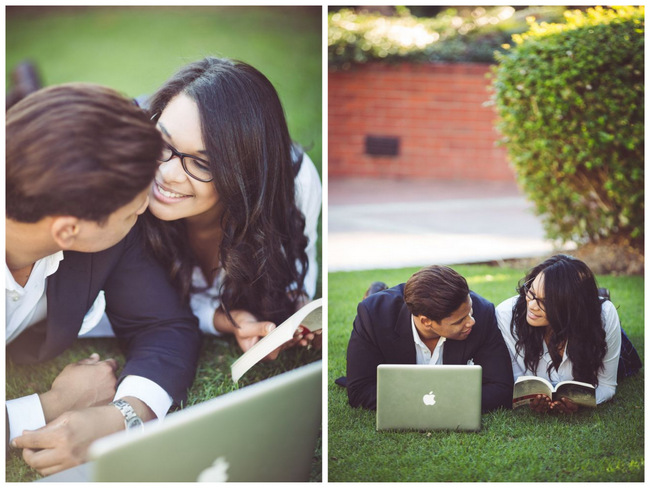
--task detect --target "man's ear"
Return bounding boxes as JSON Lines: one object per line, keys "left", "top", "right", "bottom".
{"left": 418, "top": 315, "right": 433, "bottom": 327}
{"left": 50, "top": 216, "right": 81, "bottom": 249}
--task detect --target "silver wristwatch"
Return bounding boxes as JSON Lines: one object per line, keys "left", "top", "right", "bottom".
{"left": 110, "top": 399, "right": 144, "bottom": 431}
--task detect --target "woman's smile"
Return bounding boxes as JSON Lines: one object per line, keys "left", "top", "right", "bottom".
{"left": 152, "top": 180, "right": 192, "bottom": 203}
{"left": 527, "top": 308, "right": 542, "bottom": 320}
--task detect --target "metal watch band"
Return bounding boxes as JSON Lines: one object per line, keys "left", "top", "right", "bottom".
{"left": 110, "top": 399, "right": 144, "bottom": 431}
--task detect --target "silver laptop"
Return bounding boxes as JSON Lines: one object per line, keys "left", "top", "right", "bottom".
{"left": 38, "top": 360, "right": 321, "bottom": 482}
{"left": 376, "top": 364, "right": 482, "bottom": 431}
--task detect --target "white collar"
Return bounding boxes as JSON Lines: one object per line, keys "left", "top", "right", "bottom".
{"left": 5, "top": 251, "right": 64, "bottom": 291}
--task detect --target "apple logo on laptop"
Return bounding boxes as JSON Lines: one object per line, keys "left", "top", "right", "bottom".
{"left": 197, "top": 456, "right": 230, "bottom": 482}
{"left": 423, "top": 391, "right": 436, "bottom": 406}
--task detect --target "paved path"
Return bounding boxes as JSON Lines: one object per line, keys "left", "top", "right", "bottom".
{"left": 328, "top": 178, "right": 572, "bottom": 272}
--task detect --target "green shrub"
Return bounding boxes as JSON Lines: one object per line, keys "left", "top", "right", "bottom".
{"left": 328, "top": 6, "right": 566, "bottom": 69}
{"left": 491, "top": 6, "right": 644, "bottom": 249}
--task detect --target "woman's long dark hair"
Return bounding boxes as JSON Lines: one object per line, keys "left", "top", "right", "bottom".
{"left": 510, "top": 254, "right": 607, "bottom": 386}
{"left": 142, "top": 57, "right": 309, "bottom": 326}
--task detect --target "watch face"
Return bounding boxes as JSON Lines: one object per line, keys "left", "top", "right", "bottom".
{"left": 126, "top": 417, "right": 144, "bottom": 429}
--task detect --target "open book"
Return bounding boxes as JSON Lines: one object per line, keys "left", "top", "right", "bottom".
{"left": 512, "top": 375, "right": 596, "bottom": 408}
{"left": 231, "top": 298, "right": 322, "bottom": 382}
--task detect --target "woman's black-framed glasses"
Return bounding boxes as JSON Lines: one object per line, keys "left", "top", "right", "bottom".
{"left": 158, "top": 143, "right": 213, "bottom": 183}
{"left": 523, "top": 279, "right": 547, "bottom": 312}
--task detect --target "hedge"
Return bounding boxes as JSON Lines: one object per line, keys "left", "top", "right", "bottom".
{"left": 491, "top": 6, "right": 644, "bottom": 249}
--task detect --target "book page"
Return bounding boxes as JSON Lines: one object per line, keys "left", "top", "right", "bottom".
{"left": 512, "top": 376, "right": 553, "bottom": 408}
{"left": 299, "top": 304, "right": 322, "bottom": 332}
{"left": 554, "top": 382, "right": 596, "bottom": 407}
{"left": 231, "top": 298, "right": 323, "bottom": 382}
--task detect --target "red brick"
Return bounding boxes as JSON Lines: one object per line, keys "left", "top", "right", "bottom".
{"left": 329, "top": 62, "right": 515, "bottom": 182}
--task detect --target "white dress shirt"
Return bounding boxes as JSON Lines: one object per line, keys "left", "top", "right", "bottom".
{"left": 6, "top": 253, "right": 171, "bottom": 442}
{"left": 194, "top": 153, "right": 322, "bottom": 335}
{"left": 411, "top": 315, "right": 446, "bottom": 365}
{"left": 6, "top": 251, "right": 63, "bottom": 344}
{"left": 496, "top": 296, "right": 621, "bottom": 404}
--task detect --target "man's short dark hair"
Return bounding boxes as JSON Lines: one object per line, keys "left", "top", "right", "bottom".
{"left": 404, "top": 265, "right": 469, "bottom": 322}
{"left": 6, "top": 83, "right": 162, "bottom": 224}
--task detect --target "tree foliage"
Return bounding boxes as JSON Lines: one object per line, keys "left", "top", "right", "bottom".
{"left": 492, "top": 6, "right": 644, "bottom": 249}
{"left": 328, "top": 6, "right": 566, "bottom": 69}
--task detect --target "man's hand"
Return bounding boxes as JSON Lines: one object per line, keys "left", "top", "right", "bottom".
{"left": 550, "top": 397, "right": 579, "bottom": 414}
{"left": 529, "top": 394, "right": 552, "bottom": 413}
{"left": 39, "top": 353, "right": 118, "bottom": 423}
{"left": 11, "top": 404, "right": 124, "bottom": 476}
{"left": 12, "top": 396, "right": 154, "bottom": 476}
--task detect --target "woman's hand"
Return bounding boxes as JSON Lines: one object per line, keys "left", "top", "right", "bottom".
{"left": 213, "top": 308, "right": 322, "bottom": 359}
{"left": 282, "top": 327, "right": 321, "bottom": 350}
{"left": 291, "top": 326, "right": 322, "bottom": 350}
{"left": 287, "top": 294, "right": 322, "bottom": 350}
{"left": 550, "top": 397, "right": 579, "bottom": 414}
{"left": 230, "top": 316, "right": 321, "bottom": 357}
{"left": 529, "top": 394, "right": 552, "bottom": 413}
{"left": 226, "top": 310, "right": 281, "bottom": 360}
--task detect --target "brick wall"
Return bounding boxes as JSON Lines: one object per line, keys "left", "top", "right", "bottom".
{"left": 328, "top": 62, "right": 516, "bottom": 182}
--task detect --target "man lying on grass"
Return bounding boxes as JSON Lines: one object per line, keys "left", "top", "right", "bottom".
{"left": 6, "top": 84, "right": 200, "bottom": 476}
{"left": 345, "top": 265, "right": 513, "bottom": 412}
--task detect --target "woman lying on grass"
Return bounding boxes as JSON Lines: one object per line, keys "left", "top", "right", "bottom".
{"left": 496, "top": 254, "right": 640, "bottom": 414}
{"left": 142, "top": 57, "right": 322, "bottom": 358}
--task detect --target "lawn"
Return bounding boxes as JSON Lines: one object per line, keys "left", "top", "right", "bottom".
{"left": 7, "top": 335, "right": 322, "bottom": 482}
{"left": 328, "top": 264, "right": 644, "bottom": 482}
{"left": 6, "top": 6, "right": 322, "bottom": 482}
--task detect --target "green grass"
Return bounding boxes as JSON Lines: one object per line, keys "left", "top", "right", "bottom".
{"left": 7, "top": 335, "right": 322, "bottom": 482}
{"left": 6, "top": 6, "right": 322, "bottom": 482}
{"left": 328, "top": 264, "right": 644, "bottom": 482}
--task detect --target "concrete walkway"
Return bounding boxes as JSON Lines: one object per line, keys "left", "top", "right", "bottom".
{"left": 328, "top": 178, "right": 572, "bottom": 272}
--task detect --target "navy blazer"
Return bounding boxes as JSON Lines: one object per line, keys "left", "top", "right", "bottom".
{"left": 7, "top": 220, "right": 201, "bottom": 406}
{"left": 346, "top": 284, "right": 513, "bottom": 412}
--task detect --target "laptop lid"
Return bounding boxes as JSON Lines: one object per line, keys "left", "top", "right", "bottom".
{"left": 376, "top": 364, "right": 482, "bottom": 431}
{"left": 87, "top": 360, "right": 322, "bottom": 482}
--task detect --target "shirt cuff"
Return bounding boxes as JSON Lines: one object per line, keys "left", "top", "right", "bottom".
{"left": 115, "top": 376, "right": 173, "bottom": 422}
{"left": 6, "top": 393, "right": 46, "bottom": 442}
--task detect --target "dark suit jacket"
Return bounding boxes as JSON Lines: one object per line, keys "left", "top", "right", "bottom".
{"left": 346, "top": 284, "right": 513, "bottom": 412}
{"left": 7, "top": 220, "right": 201, "bottom": 406}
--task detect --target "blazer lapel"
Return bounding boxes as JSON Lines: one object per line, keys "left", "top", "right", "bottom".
{"left": 443, "top": 335, "right": 468, "bottom": 364}
{"left": 389, "top": 303, "right": 417, "bottom": 363}
{"left": 45, "top": 252, "right": 95, "bottom": 353}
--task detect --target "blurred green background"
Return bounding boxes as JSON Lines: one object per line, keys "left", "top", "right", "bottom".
{"left": 6, "top": 6, "right": 322, "bottom": 172}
